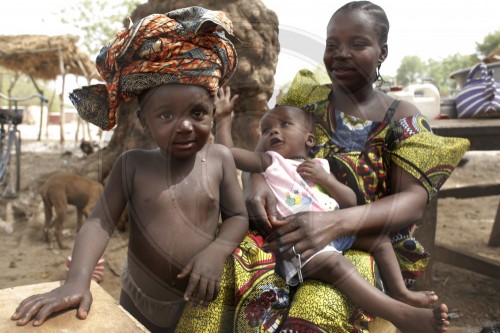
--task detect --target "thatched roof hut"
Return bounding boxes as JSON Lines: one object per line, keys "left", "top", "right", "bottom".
{"left": 0, "top": 34, "right": 99, "bottom": 143}
{"left": 0, "top": 34, "right": 98, "bottom": 81}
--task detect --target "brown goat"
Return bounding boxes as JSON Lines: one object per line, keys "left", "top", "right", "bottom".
{"left": 40, "top": 173, "right": 104, "bottom": 249}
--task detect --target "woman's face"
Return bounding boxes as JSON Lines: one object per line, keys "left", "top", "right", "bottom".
{"left": 139, "top": 84, "right": 213, "bottom": 160}
{"left": 323, "top": 9, "right": 387, "bottom": 92}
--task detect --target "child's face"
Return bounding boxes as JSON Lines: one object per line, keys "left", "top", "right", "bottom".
{"left": 139, "top": 84, "right": 213, "bottom": 159}
{"left": 323, "top": 9, "right": 387, "bottom": 90}
{"left": 259, "top": 106, "right": 315, "bottom": 159}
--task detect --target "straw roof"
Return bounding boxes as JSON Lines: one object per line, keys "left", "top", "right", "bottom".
{"left": 0, "top": 34, "right": 99, "bottom": 81}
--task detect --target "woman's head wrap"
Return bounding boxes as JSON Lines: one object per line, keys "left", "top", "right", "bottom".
{"left": 278, "top": 69, "right": 332, "bottom": 110}
{"left": 69, "top": 6, "right": 238, "bottom": 130}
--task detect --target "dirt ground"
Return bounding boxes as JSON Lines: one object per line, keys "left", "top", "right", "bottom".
{"left": 0, "top": 139, "right": 499, "bottom": 332}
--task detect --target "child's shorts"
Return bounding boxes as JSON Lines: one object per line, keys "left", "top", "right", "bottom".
{"left": 121, "top": 262, "right": 185, "bottom": 328}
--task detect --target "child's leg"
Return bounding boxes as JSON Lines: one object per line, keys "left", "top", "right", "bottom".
{"left": 353, "top": 235, "right": 438, "bottom": 308}
{"left": 302, "top": 252, "right": 449, "bottom": 333}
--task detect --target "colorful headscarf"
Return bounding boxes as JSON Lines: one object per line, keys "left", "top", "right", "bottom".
{"left": 69, "top": 6, "right": 238, "bottom": 130}
{"left": 278, "top": 69, "right": 332, "bottom": 111}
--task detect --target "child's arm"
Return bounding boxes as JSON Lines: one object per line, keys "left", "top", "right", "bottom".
{"left": 12, "top": 154, "right": 129, "bottom": 326}
{"left": 214, "top": 86, "right": 272, "bottom": 172}
{"left": 297, "top": 160, "right": 357, "bottom": 208}
{"left": 178, "top": 145, "right": 248, "bottom": 306}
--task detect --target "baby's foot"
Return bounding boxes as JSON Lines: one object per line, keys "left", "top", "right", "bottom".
{"left": 432, "top": 304, "right": 449, "bottom": 332}
{"left": 396, "top": 303, "right": 449, "bottom": 333}
{"left": 394, "top": 290, "right": 439, "bottom": 308}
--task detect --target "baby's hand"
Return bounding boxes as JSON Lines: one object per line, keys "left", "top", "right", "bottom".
{"left": 214, "top": 86, "right": 238, "bottom": 119}
{"left": 297, "top": 160, "right": 329, "bottom": 186}
{"left": 177, "top": 245, "right": 226, "bottom": 307}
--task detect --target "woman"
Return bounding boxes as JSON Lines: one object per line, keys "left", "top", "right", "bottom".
{"left": 176, "top": 1, "right": 467, "bottom": 332}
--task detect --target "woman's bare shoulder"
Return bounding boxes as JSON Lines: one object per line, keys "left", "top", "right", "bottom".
{"left": 382, "top": 94, "right": 421, "bottom": 120}
{"left": 372, "top": 92, "right": 420, "bottom": 121}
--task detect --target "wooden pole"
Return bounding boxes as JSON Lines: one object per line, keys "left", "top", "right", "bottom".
{"left": 488, "top": 201, "right": 500, "bottom": 247}
{"left": 28, "top": 75, "right": 44, "bottom": 141}
{"left": 86, "top": 122, "right": 93, "bottom": 142}
{"left": 45, "top": 89, "right": 56, "bottom": 140}
{"left": 75, "top": 59, "right": 95, "bottom": 143}
{"left": 58, "top": 46, "right": 66, "bottom": 143}
{"left": 38, "top": 99, "right": 44, "bottom": 141}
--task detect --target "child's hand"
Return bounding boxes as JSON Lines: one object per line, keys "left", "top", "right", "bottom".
{"left": 214, "top": 86, "right": 239, "bottom": 119}
{"left": 177, "top": 244, "right": 226, "bottom": 307}
{"left": 11, "top": 281, "right": 92, "bottom": 326}
{"left": 297, "top": 160, "right": 330, "bottom": 186}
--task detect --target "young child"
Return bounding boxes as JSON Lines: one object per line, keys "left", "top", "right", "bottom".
{"left": 214, "top": 86, "right": 449, "bottom": 333}
{"left": 12, "top": 7, "right": 248, "bottom": 333}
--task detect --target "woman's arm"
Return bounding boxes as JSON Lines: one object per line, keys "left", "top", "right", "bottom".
{"left": 241, "top": 172, "right": 280, "bottom": 237}
{"left": 263, "top": 164, "right": 428, "bottom": 261}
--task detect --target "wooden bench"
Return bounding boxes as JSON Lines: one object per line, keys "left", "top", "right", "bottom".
{"left": 416, "top": 118, "right": 500, "bottom": 281}
{"left": 0, "top": 281, "right": 148, "bottom": 332}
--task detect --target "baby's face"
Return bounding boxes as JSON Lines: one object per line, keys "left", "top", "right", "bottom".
{"left": 139, "top": 84, "right": 214, "bottom": 159}
{"left": 260, "top": 106, "right": 312, "bottom": 159}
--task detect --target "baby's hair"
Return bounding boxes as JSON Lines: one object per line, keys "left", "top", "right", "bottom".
{"left": 273, "top": 104, "right": 316, "bottom": 133}
{"left": 297, "top": 107, "right": 316, "bottom": 133}
{"left": 334, "top": 1, "right": 389, "bottom": 45}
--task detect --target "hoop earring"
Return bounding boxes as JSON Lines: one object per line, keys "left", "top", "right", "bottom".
{"left": 375, "top": 62, "right": 385, "bottom": 87}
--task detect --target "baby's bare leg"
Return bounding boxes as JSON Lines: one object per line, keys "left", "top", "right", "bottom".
{"left": 303, "top": 252, "right": 449, "bottom": 333}
{"left": 353, "top": 235, "right": 438, "bottom": 308}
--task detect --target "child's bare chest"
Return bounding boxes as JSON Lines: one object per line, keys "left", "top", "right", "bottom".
{"left": 129, "top": 157, "right": 221, "bottom": 231}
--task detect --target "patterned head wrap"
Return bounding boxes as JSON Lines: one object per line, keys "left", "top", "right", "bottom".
{"left": 278, "top": 69, "right": 332, "bottom": 110}
{"left": 69, "top": 6, "right": 238, "bottom": 130}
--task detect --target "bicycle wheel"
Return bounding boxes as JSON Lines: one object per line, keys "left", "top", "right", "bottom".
{"left": 2, "top": 130, "right": 21, "bottom": 198}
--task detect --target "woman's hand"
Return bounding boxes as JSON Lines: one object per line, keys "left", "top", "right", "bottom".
{"left": 242, "top": 173, "right": 278, "bottom": 237}
{"left": 11, "top": 282, "right": 92, "bottom": 326}
{"left": 263, "top": 210, "right": 343, "bottom": 261}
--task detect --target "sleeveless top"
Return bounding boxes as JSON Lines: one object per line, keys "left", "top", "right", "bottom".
{"left": 304, "top": 92, "right": 470, "bottom": 286}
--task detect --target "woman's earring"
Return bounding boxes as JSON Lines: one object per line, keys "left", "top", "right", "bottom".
{"left": 375, "top": 62, "right": 384, "bottom": 86}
